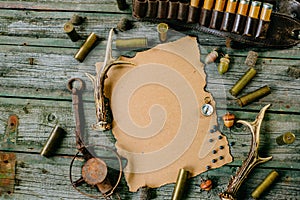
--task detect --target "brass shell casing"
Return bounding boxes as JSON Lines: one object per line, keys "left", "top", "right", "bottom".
{"left": 248, "top": 1, "right": 261, "bottom": 19}
{"left": 171, "top": 169, "right": 189, "bottom": 200}
{"left": 74, "top": 32, "right": 98, "bottom": 62}
{"left": 229, "top": 67, "right": 257, "bottom": 97}
{"left": 226, "top": 0, "right": 238, "bottom": 13}
{"left": 191, "top": 0, "right": 201, "bottom": 8}
{"left": 260, "top": 3, "right": 273, "bottom": 21}
{"left": 237, "top": 85, "right": 271, "bottom": 107}
{"left": 116, "top": 38, "right": 148, "bottom": 49}
{"left": 251, "top": 170, "right": 279, "bottom": 199}
{"left": 203, "top": 0, "right": 215, "bottom": 10}
{"left": 237, "top": 0, "right": 250, "bottom": 16}
{"left": 40, "top": 125, "right": 67, "bottom": 157}
{"left": 214, "top": 0, "right": 226, "bottom": 12}
{"left": 64, "top": 22, "right": 81, "bottom": 42}
{"left": 276, "top": 132, "right": 296, "bottom": 145}
{"left": 157, "top": 23, "right": 169, "bottom": 42}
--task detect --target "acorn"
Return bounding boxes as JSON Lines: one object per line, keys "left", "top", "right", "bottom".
{"left": 200, "top": 178, "right": 213, "bottom": 191}
{"left": 218, "top": 54, "right": 230, "bottom": 75}
{"left": 222, "top": 112, "right": 235, "bottom": 128}
{"left": 205, "top": 48, "right": 219, "bottom": 64}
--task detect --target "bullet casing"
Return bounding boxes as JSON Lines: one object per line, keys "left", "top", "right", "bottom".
{"left": 157, "top": 23, "right": 169, "bottom": 42}
{"left": 276, "top": 132, "right": 296, "bottom": 145}
{"left": 74, "top": 32, "right": 98, "bottom": 62}
{"left": 116, "top": 38, "right": 148, "bottom": 49}
{"left": 237, "top": 85, "right": 271, "bottom": 107}
{"left": 229, "top": 67, "right": 257, "bottom": 97}
{"left": 171, "top": 169, "right": 189, "bottom": 200}
{"left": 251, "top": 170, "right": 279, "bottom": 199}
{"left": 40, "top": 125, "right": 67, "bottom": 157}
{"left": 64, "top": 22, "right": 81, "bottom": 42}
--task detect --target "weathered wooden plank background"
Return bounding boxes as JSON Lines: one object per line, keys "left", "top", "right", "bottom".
{"left": 0, "top": 0, "right": 299, "bottom": 199}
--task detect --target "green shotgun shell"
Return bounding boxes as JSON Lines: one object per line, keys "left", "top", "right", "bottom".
{"left": 237, "top": 85, "right": 271, "bottom": 107}
{"left": 251, "top": 170, "right": 279, "bottom": 199}
{"left": 229, "top": 67, "right": 257, "bottom": 97}
{"left": 116, "top": 38, "right": 148, "bottom": 50}
{"left": 74, "top": 32, "right": 99, "bottom": 62}
{"left": 171, "top": 168, "right": 189, "bottom": 200}
{"left": 64, "top": 22, "right": 81, "bottom": 42}
{"left": 276, "top": 132, "right": 296, "bottom": 145}
{"left": 40, "top": 125, "right": 67, "bottom": 157}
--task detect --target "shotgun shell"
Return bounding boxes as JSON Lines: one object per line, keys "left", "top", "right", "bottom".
{"left": 248, "top": 1, "right": 261, "bottom": 19}
{"left": 171, "top": 169, "right": 189, "bottom": 200}
{"left": 237, "top": 85, "right": 271, "bottom": 107}
{"left": 245, "top": 51, "right": 258, "bottom": 67}
{"left": 40, "top": 125, "right": 67, "bottom": 157}
{"left": 276, "top": 132, "right": 296, "bottom": 145}
{"left": 64, "top": 22, "right": 81, "bottom": 42}
{"left": 243, "top": 1, "right": 262, "bottom": 36}
{"left": 251, "top": 170, "right": 279, "bottom": 199}
{"left": 74, "top": 32, "right": 98, "bottom": 62}
{"left": 157, "top": 23, "right": 169, "bottom": 42}
{"left": 116, "top": 38, "right": 148, "bottom": 49}
{"left": 231, "top": 0, "right": 250, "bottom": 34}
{"left": 255, "top": 3, "right": 273, "bottom": 38}
{"left": 229, "top": 67, "right": 257, "bottom": 97}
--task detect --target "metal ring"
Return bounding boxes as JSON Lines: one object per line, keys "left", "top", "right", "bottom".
{"left": 69, "top": 144, "right": 123, "bottom": 199}
{"left": 67, "top": 78, "right": 84, "bottom": 92}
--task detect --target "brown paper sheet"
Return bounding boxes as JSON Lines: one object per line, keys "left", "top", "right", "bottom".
{"left": 102, "top": 36, "right": 232, "bottom": 192}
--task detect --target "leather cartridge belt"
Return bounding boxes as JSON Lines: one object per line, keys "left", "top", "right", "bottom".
{"left": 132, "top": 0, "right": 300, "bottom": 48}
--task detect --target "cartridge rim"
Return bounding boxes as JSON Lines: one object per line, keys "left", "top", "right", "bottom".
{"left": 263, "top": 3, "right": 273, "bottom": 9}
{"left": 157, "top": 23, "right": 169, "bottom": 33}
{"left": 283, "top": 132, "right": 296, "bottom": 144}
{"left": 239, "top": 0, "right": 250, "bottom": 4}
{"left": 251, "top": 1, "right": 262, "bottom": 7}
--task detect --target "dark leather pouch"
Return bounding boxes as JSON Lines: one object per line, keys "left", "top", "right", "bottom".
{"left": 187, "top": 6, "right": 200, "bottom": 23}
{"left": 209, "top": 10, "right": 224, "bottom": 30}
{"left": 134, "top": 0, "right": 148, "bottom": 18}
{"left": 199, "top": 8, "right": 212, "bottom": 27}
{"left": 157, "top": 0, "right": 169, "bottom": 19}
{"left": 132, "top": 0, "right": 300, "bottom": 48}
{"left": 221, "top": 12, "right": 236, "bottom": 32}
{"left": 177, "top": 1, "right": 189, "bottom": 21}
{"left": 167, "top": 0, "right": 179, "bottom": 19}
{"left": 255, "top": 20, "right": 271, "bottom": 39}
{"left": 147, "top": 0, "right": 158, "bottom": 18}
{"left": 232, "top": 14, "right": 247, "bottom": 34}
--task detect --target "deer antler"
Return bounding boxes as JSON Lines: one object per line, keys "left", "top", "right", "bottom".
{"left": 219, "top": 104, "right": 273, "bottom": 200}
